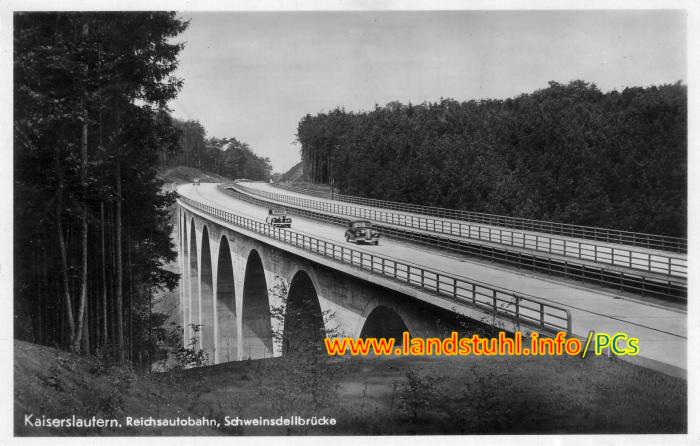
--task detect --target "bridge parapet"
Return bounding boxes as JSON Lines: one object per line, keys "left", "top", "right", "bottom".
{"left": 226, "top": 184, "right": 686, "bottom": 301}
{"left": 236, "top": 183, "right": 686, "bottom": 278}
{"left": 177, "top": 194, "right": 572, "bottom": 337}
{"left": 271, "top": 183, "right": 687, "bottom": 254}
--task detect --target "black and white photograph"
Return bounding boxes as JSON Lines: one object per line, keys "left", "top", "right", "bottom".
{"left": 4, "top": 0, "right": 697, "bottom": 443}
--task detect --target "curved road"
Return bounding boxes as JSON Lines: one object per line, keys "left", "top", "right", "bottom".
{"left": 178, "top": 182, "right": 687, "bottom": 376}
{"left": 242, "top": 182, "right": 687, "bottom": 280}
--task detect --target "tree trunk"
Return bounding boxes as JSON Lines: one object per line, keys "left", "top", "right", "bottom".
{"left": 81, "top": 294, "right": 90, "bottom": 354}
{"left": 55, "top": 151, "right": 75, "bottom": 340}
{"left": 127, "top": 216, "right": 134, "bottom": 364}
{"left": 115, "top": 157, "right": 125, "bottom": 363}
{"left": 101, "top": 202, "right": 108, "bottom": 349}
{"left": 148, "top": 288, "right": 152, "bottom": 373}
{"left": 72, "top": 21, "right": 89, "bottom": 353}
{"left": 109, "top": 204, "right": 117, "bottom": 354}
{"left": 97, "top": 43, "right": 108, "bottom": 351}
{"left": 40, "top": 246, "right": 48, "bottom": 345}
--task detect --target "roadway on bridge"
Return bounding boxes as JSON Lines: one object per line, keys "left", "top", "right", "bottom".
{"left": 242, "top": 182, "right": 687, "bottom": 280}
{"left": 179, "top": 182, "right": 687, "bottom": 376}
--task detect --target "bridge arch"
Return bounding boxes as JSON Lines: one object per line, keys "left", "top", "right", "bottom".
{"left": 188, "top": 218, "right": 199, "bottom": 346}
{"left": 241, "top": 249, "right": 273, "bottom": 359}
{"left": 200, "top": 225, "right": 215, "bottom": 361}
{"left": 216, "top": 235, "right": 237, "bottom": 362}
{"left": 359, "top": 305, "right": 410, "bottom": 345}
{"left": 283, "top": 270, "right": 325, "bottom": 356}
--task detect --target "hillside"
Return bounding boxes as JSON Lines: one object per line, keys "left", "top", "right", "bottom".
{"left": 14, "top": 341, "right": 218, "bottom": 436}
{"left": 277, "top": 162, "right": 303, "bottom": 183}
{"left": 158, "top": 165, "right": 231, "bottom": 185}
{"left": 14, "top": 339, "right": 686, "bottom": 435}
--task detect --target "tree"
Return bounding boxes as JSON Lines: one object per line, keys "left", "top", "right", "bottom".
{"left": 14, "top": 12, "right": 188, "bottom": 363}
{"left": 169, "top": 119, "right": 272, "bottom": 181}
{"left": 295, "top": 81, "right": 686, "bottom": 237}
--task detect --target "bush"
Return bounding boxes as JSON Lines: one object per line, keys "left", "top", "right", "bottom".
{"left": 172, "top": 324, "right": 209, "bottom": 370}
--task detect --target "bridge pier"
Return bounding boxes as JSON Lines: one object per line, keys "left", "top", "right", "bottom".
{"left": 188, "top": 219, "right": 201, "bottom": 350}
{"left": 215, "top": 235, "right": 237, "bottom": 363}
{"left": 200, "top": 226, "right": 215, "bottom": 360}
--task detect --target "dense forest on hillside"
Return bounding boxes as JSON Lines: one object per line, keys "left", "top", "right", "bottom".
{"left": 164, "top": 119, "right": 271, "bottom": 181}
{"left": 14, "top": 12, "right": 188, "bottom": 367}
{"left": 297, "top": 81, "right": 686, "bottom": 237}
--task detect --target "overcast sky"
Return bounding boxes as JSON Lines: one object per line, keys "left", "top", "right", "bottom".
{"left": 168, "top": 10, "right": 686, "bottom": 172}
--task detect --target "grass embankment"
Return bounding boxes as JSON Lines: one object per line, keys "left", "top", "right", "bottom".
{"left": 158, "top": 165, "right": 231, "bottom": 185}
{"left": 15, "top": 339, "right": 685, "bottom": 436}
{"left": 278, "top": 162, "right": 303, "bottom": 183}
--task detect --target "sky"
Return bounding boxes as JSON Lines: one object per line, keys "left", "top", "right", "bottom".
{"left": 168, "top": 10, "right": 686, "bottom": 173}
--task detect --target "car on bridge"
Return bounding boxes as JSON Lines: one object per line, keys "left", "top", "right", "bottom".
{"left": 345, "top": 220, "right": 379, "bottom": 245}
{"left": 266, "top": 209, "right": 292, "bottom": 228}
{"left": 193, "top": 178, "right": 200, "bottom": 186}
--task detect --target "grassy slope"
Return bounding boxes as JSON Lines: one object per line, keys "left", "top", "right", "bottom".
{"left": 159, "top": 165, "right": 231, "bottom": 185}
{"left": 15, "top": 339, "right": 686, "bottom": 436}
{"left": 14, "top": 341, "right": 217, "bottom": 436}
{"left": 278, "top": 162, "right": 303, "bottom": 183}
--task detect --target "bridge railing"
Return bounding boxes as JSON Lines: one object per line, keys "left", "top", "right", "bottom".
{"left": 222, "top": 184, "right": 686, "bottom": 301}
{"left": 235, "top": 183, "right": 687, "bottom": 279}
{"left": 177, "top": 195, "right": 572, "bottom": 336}
{"left": 271, "top": 183, "right": 687, "bottom": 254}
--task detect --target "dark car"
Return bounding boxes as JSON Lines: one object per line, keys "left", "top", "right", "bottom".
{"left": 345, "top": 220, "right": 379, "bottom": 245}
{"left": 266, "top": 209, "right": 292, "bottom": 228}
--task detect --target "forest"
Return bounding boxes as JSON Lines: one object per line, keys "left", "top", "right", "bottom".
{"left": 13, "top": 12, "right": 190, "bottom": 368}
{"left": 297, "top": 81, "right": 686, "bottom": 237}
{"left": 14, "top": 12, "right": 273, "bottom": 368}
{"left": 165, "top": 118, "right": 272, "bottom": 181}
